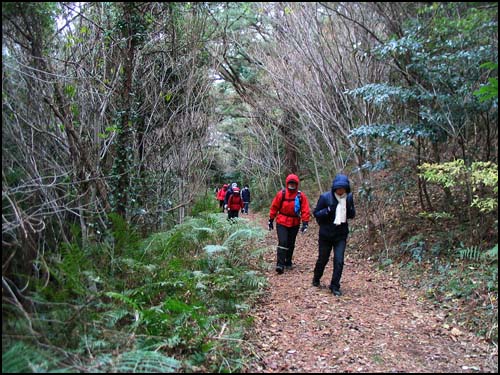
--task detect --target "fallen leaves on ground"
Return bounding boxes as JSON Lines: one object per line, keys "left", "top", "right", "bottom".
{"left": 242, "top": 213, "right": 498, "bottom": 373}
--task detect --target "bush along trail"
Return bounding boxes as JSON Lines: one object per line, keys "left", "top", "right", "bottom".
{"left": 243, "top": 212, "right": 498, "bottom": 373}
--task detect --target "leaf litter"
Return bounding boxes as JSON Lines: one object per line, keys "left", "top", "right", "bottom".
{"left": 242, "top": 213, "right": 498, "bottom": 373}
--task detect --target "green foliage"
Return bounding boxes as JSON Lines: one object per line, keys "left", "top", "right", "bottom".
{"left": 419, "top": 211, "right": 453, "bottom": 220}
{"left": 400, "top": 234, "right": 426, "bottom": 263}
{"left": 349, "top": 123, "right": 433, "bottom": 146}
{"left": 419, "top": 159, "right": 498, "bottom": 212}
{"left": 2, "top": 2, "right": 59, "bottom": 39}
{"left": 459, "top": 243, "right": 498, "bottom": 264}
{"left": 400, "top": 242, "right": 498, "bottom": 342}
{"left": 190, "top": 192, "right": 220, "bottom": 216}
{"left": 108, "top": 212, "right": 141, "bottom": 255}
{"left": 5, "top": 212, "right": 268, "bottom": 372}
{"left": 48, "top": 241, "right": 92, "bottom": 301}
{"left": 87, "top": 350, "right": 180, "bottom": 373}
{"left": 418, "top": 159, "right": 468, "bottom": 188}
{"left": 474, "top": 60, "right": 498, "bottom": 103}
{"left": 2, "top": 341, "right": 65, "bottom": 373}
{"left": 348, "top": 2, "right": 497, "bottom": 164}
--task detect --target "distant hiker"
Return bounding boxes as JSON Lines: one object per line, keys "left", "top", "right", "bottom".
{"left": 227, "top": 187, "right": 243, "bottom": 221}
{"left": 224, "top": 182, "right": 238, "bottom": 210}
{"left": 268, "top": 174, "right": 311, "bottom": 274}
{"left": 312, "top": 174, "right": 356, "bottom": 296}
{"left": 217, "top": 184, "right": 228, "bottom": 212}
{"left": 241, "top": 185, "right": 251, "bottom": 214}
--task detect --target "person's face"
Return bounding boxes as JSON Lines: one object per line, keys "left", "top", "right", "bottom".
{"left": 335, "top": 187, "right": 346, "bottom": 195}
{"left": 287, "top": 181, "right": 297, "bottom": 190}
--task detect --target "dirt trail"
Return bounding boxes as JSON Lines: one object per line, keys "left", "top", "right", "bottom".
{"left": 243, "top": 212, "right": 497, "bottom": 373}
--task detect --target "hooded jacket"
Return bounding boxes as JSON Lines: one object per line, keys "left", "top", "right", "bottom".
{"left": 313, "top": 174, "right": 355, "bottom": 238}
{"left": 217, "top": 185, "right": 228, "bottom": 201}
{"left": 228, "top": 189, "right": 244, "bottom": 211}
{"left": 269, "top": 174, "right": 311, "bottom": 227}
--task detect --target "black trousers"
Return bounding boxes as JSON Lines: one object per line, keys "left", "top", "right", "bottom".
{"left": 228, "top": 210, "right": 239, "bottom": 220}
{"left": 313, "top": 236, "right": 347, "bottom": 289}
{"left": 276, "top": 224, "right": 300, "bottom": 268}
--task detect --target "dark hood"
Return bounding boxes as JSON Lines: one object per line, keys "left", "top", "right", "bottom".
{"left": 331, "top": 174, "right": 351, "bottom": 193}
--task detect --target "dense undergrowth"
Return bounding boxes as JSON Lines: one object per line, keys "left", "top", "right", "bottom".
{"left": 2, "top": 198, "right": 268, "bottom": 373}
{"left": 360, "top": 192, "right": 498, "bottom": 345}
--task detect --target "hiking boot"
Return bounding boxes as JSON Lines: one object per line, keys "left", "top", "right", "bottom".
{"left": 275, "top": 266, "right": 284, "bottom": 274}
{"left": 331, "top": 287, "right": 342, "bottom": 296}
{"left": 312, "top": 279, "right": 320, "bottom": 287}
{"left": 285, "top": 264, "right": 294, "bottom": 270}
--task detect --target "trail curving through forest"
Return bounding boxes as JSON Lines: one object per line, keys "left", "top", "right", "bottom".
{"left": 243, "top": 212, "right": 497, "bottom": 373}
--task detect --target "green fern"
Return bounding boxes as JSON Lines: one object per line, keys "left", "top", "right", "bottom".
{"left": 458, "top": 245, "right": 484, "bottom": 262}
{"left": 2, "top": 341, "right": 63, "bottom": 373}
{"left": 457, "top": 244, "right": 498, "bottom": 264}
{"left": 96, "top": 350, "right": 180, "bottom": 373}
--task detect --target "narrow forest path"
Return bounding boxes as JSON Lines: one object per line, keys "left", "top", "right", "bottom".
{"left": 242, "top": 212, "right": 497, "bottom": 373}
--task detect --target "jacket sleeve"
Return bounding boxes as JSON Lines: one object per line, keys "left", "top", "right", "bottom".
{"left": 347, "top": 193, "right": 356, "bottom": 219}
{"left": 269, "top": 192, "right": 281, "bottom": 220}
{"left": 313, "top": 194, "right": 330, "bottom": 219}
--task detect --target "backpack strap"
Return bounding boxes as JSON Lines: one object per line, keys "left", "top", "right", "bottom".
{"left": 279, "top": 189, "right": 302, "bottom": 211}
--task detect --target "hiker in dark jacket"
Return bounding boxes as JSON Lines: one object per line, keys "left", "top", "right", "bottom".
{"left": 312, "top": 174, "right": 356, "bottom": 296}
{"left": 241, "top": 185, "right": 251, "bottom": 214}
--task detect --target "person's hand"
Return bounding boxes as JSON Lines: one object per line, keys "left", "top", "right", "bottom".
{"left": 301, "top": 222, "right": 308, "bottom": 233}
{"left": 268, "top": 218, "right": 274, "bottom": 231}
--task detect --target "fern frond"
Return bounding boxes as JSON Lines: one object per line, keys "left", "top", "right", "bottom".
{"left": 2, "top": 341, "right": 62, "bottom": 373}
{"left": 96, "top": 350, "right": 180, "bottom": 373}
{"left": 203, "top": 245, "right": 228, "bottom": 254}
{"left": 458, "top": 246, "right": 482, "bottom": 262}
{"left": 483, "top": 244, "right": 498, "bottom": 262}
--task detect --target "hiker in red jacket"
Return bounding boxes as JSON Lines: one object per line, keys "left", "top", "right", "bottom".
{"left": 268, "top": 174, "right": 310, "bottom": 274}
{"left": 227, "top": 187, "right": 244, "bottom": 221}
{"left": 217, "top": 184, "right": 228, "bottom": 212}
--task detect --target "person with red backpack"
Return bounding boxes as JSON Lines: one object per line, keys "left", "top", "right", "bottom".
{"left": 268, "top": 174, "right": 311, "bottom": 274}
{"left": 227, "top": 187, "right": 244, "bottom": 221}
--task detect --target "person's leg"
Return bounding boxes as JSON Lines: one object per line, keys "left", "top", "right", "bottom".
{"left": 275, "top": 224, "right": 289, "bottom": 273}
{"left": 313, "top": 236, "right": 333, "bottom": 285}
{"left": 284, "top": 225, "right": 300, "bottom": 268}
{"left": 330, "top": 238, "right": 347, "bottom": 294}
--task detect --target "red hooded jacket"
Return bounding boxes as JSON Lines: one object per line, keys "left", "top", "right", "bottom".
{"left": 269, "top": 174, "right": 310, "bottom": 227}
{"left": 217, "top": 185, "right": 227, "bottom": 201}
{"left": 228, "top": 189, "right": 244, "bottom": 211}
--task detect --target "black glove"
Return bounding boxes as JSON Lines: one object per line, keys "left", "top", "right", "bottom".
{"left": 268, "top": 218, "right": 274, "bottom": 231}
{"left": 301, "top": 222, "right": 308, "bottom": 233}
